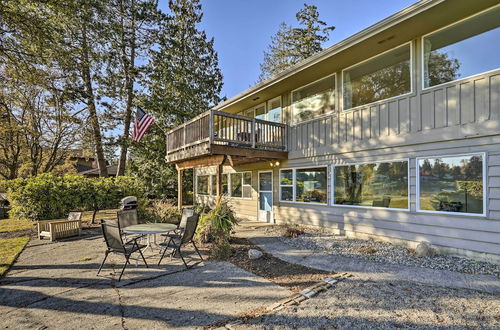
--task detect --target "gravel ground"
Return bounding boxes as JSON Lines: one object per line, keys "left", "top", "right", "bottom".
{"left": 268, "top": 227, "right": 500, "bottom": 278}
{"left": 243, "top": 277, "right": 500, "bottom": 329}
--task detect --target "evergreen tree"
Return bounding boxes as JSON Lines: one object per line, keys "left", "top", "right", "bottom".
{"left": 129, "top": 0, "right": 223, "bottom": 197}
{"left": 258, "top": 3, "right": 334, "bottom": 82}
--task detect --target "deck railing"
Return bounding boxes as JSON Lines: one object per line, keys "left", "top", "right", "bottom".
{"left": 166, "top": 110, "right": 288, "bottom": 159}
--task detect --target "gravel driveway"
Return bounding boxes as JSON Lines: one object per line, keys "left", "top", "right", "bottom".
{"left": 243, "top": 278, "right": 500, "bottom": 329}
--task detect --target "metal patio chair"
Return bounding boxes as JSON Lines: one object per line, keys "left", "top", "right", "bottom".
{"left": 97, "top": 219, "right": 148, "bottom": 281}
{"left": 157, "top": 213, "right": 203, "bottom": 269}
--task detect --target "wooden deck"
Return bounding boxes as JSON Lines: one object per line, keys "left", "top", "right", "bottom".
{"left": 166, "top": 110, "right": 288, "bottom": 167}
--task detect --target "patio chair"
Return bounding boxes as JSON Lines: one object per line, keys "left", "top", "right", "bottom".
{"left": 160, "top": 208, "right": 194, "bottom": 241}
{"left": 97, "top": 219, "right": 148, "bottom": 281}
{"left": 117, "top": 209, "right": 144, "bottom": 240}
{"left": 157, "top": 213, "right": 203, "bottom": 269}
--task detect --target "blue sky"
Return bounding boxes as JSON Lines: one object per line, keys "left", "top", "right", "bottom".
{"left": 190, "top": 0, "right": 417, "bottom": 99}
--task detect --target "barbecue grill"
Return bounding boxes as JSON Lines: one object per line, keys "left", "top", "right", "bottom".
{"left": 119, "top": 196, "right": 138, "bottom": 210}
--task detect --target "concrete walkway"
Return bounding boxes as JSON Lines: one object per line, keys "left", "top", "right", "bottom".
{"left": 235, "top": 222, "right": 500, "bottom": 295}
{"left": 0, "top": 228, "right": 290, "bottom": 329}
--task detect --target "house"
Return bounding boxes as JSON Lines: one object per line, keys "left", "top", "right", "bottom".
{"left": 78, "top": 165, "right": 118, "bottom": 178}
{"left": 165, "top": 0, "right": 500, "bottom": 262}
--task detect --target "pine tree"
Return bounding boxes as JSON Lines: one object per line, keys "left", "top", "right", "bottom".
{"left": 258, "top": 4, "right": 334, "bottom": 82}
{"left": 129, "top": 0, "right": 223, "bottom": 197}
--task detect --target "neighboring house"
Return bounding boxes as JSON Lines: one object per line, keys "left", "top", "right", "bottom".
{"left": 79, "top": 165, "right": 118, "bottom": 178}
{"left": 68, "top": 150, "right": 96, "bottom": 173}
{"left": 165, "top": 0, "right": 500, "bottom": 262}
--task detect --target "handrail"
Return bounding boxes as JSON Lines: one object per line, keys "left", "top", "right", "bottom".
{"left": 166, "top": 109, "right": 288, "bottom": 157}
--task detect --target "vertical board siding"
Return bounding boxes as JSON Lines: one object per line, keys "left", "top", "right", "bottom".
{"left": 288, "top": 70, "right": 500, "bottom": 156}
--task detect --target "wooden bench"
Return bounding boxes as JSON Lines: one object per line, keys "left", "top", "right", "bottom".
{"left": 37, "top": 212, "right": 82, "bottom": 241}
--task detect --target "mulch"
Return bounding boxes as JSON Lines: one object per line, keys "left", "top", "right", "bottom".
{"left": 224, "top": 237, "right": 335, "bottom": 293}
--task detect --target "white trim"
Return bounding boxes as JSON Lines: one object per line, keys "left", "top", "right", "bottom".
{"left": 421, "top": 4, "right": 500, "bottom": 91}
{"left": 290, "top": 73, "right": 336, "bottom": 126}
{"left": 415, "top": 152, "right": 487, "bottom": 217}
{"left": 331, "top": 159, "right": 410, "bottom": 211}
{"left": 225, "top": 171, "right": 253, "bottom": 200}
{"left": 341, "top": 41, "right": 413, "bottom": 112}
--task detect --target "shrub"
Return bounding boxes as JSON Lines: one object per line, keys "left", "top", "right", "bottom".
{"left": 283, "top": 224, "right": 305, "bottom": 238}
{"left": 195, "top": 199, "right": 238, "bottom": 259}
{"left": 5, "top": 174, "right": 144, "bottom": 220}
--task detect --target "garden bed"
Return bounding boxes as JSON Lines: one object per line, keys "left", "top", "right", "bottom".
{"left": 222, "top": 237, "right": 335, "bottom": 293}
{"left": 269, "top": 226, "right": 500, "bottom": 277}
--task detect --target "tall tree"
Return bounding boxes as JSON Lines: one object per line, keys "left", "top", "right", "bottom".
{"left": 130, "top": 0, "right": 223, "bottom": 197}
{"left": 258, "top": 3, "right": 334, "bottom": 82}
{"left": 103, "top": 0, "right": 160, "bottom": 176}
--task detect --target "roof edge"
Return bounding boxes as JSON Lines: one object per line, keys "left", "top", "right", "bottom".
{"left": 213, "top": 0, "right": 444, "bottom": 111}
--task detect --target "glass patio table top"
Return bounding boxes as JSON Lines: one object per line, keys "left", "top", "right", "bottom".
{"left": 122, "top": 223, "right": 177, "bottom": 235}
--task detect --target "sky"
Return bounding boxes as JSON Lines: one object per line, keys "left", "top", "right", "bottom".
{"left": 188, "top": 0, "right": 417, "bottom": 99}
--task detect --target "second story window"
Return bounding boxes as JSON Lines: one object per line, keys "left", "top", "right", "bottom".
{"left": 423, "top": 5, "right": 500, "bottom": 89}
{"left": 291, "top": 75, "right": 335, "bottom": 124}
{"left": 343, "top": 43, "right": 411, "bottom": 110}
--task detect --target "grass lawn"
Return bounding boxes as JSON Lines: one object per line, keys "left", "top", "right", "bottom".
{"left": 0, "top": 237, "right": 30, "bottom": 276}
{"left": 0, "top": 218, "right": 33, "bottom": 233}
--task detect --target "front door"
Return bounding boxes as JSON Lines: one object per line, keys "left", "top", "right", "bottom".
{"left": 258, "top": 171, "right": 273, "bottom": 222}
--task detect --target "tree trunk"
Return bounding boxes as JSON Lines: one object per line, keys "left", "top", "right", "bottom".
{"left": 82, "top": 26, "right": 108, "bottom": 177}
{"left": 116, "top": 0, "right": 136, "bottom": 177}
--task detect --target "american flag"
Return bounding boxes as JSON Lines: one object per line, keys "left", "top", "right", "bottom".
{"left": 132, "top": 107, "right": 154, "bottom": 142}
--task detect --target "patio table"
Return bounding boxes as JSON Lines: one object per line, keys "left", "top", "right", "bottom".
{"left": 123, "top": 223, "right": 177, "bottom": 253}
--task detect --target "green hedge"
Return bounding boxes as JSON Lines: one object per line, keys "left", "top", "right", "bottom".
{"left": 5, "top": 174, "right": 144, "bottom": 220}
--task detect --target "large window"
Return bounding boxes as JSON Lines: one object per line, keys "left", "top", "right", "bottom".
{"left": 295, "top": 167, "right": 328, "bottom": 204}
{"left": 280, "top": 169, "right": 293, "bottom": 201}
{"left": 196, "top": 175, "right": 209, "bottom": 195}
{"left": 334, "top": 161, "right": 408, "bottom": 209}
{"left": 423, "top": 6, "right": 500, "bottom": 88}
{"left": 343, "top": 43, "right": 411, "bottom": 110}
{"left": 291, "top": 75, "right": 335, "bottom": 124}
{"left": 418, "top": 154, "right": 484, "bottom": 215}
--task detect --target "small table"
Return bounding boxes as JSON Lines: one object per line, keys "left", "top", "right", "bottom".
{"left": 123, "top": 223, "right": 177, "bottom": 252}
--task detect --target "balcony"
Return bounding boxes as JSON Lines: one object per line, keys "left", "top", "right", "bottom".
{"left": 166, "top": 110, "right": 288, "bottom": 167}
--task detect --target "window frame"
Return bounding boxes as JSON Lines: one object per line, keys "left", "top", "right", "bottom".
{"left": 415, "top": 153, "right": 487, "bottom": 217}
{"left": 341, "top": 41, "right": 413, "bottom": 112}
{"left": 196, "top": 174, "right": 210, "bottom": 196}
{"left": 331, "top": 158, "right": 410, "bottom": 211}
{"left": 279, "top": 168, "right": 295, "bottom": 202}
{"left": 242, "top": 171, "right": 253, "bottom": 199}
{"left": 266, "top": 96, "right": 282, "bottom": 123}
{"left": 421, "top": 4, "right": 500, "bottom": 91}
{"left": 226, "top": 171, "right": 253, "bottom": 200}
{"left": 279, "top": 166, "right": 329, "bottom": 205}
{"left": 290, "top": 73, "right": 337, "bottom": 125}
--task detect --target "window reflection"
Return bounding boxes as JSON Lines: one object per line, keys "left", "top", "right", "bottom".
{"left": 423, "top": 6, "right": 499, "bottom": 88}
{"left": 292, "top": 75, "right": 335, "bottom": 124}
{"left": 418, "top": 155, "right": 483, "bottom": 214}
{"left": 334, "top": 161, "right": 408, "bottom": 209}
{"left": 343, "top": 44, "right": 411, "bottom": 109}
{"left": 197, "top": 175, "right": 209, "bottom": 195}
{"left": 295, "top": 168, "right": 327, "bottom": 203}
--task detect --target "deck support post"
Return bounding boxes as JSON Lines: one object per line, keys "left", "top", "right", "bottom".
{"left": 216, "top": 163, "right": 223, "bottom": 204}
{"left": 177, "top": 166, "right": 183, "bottom": 210}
